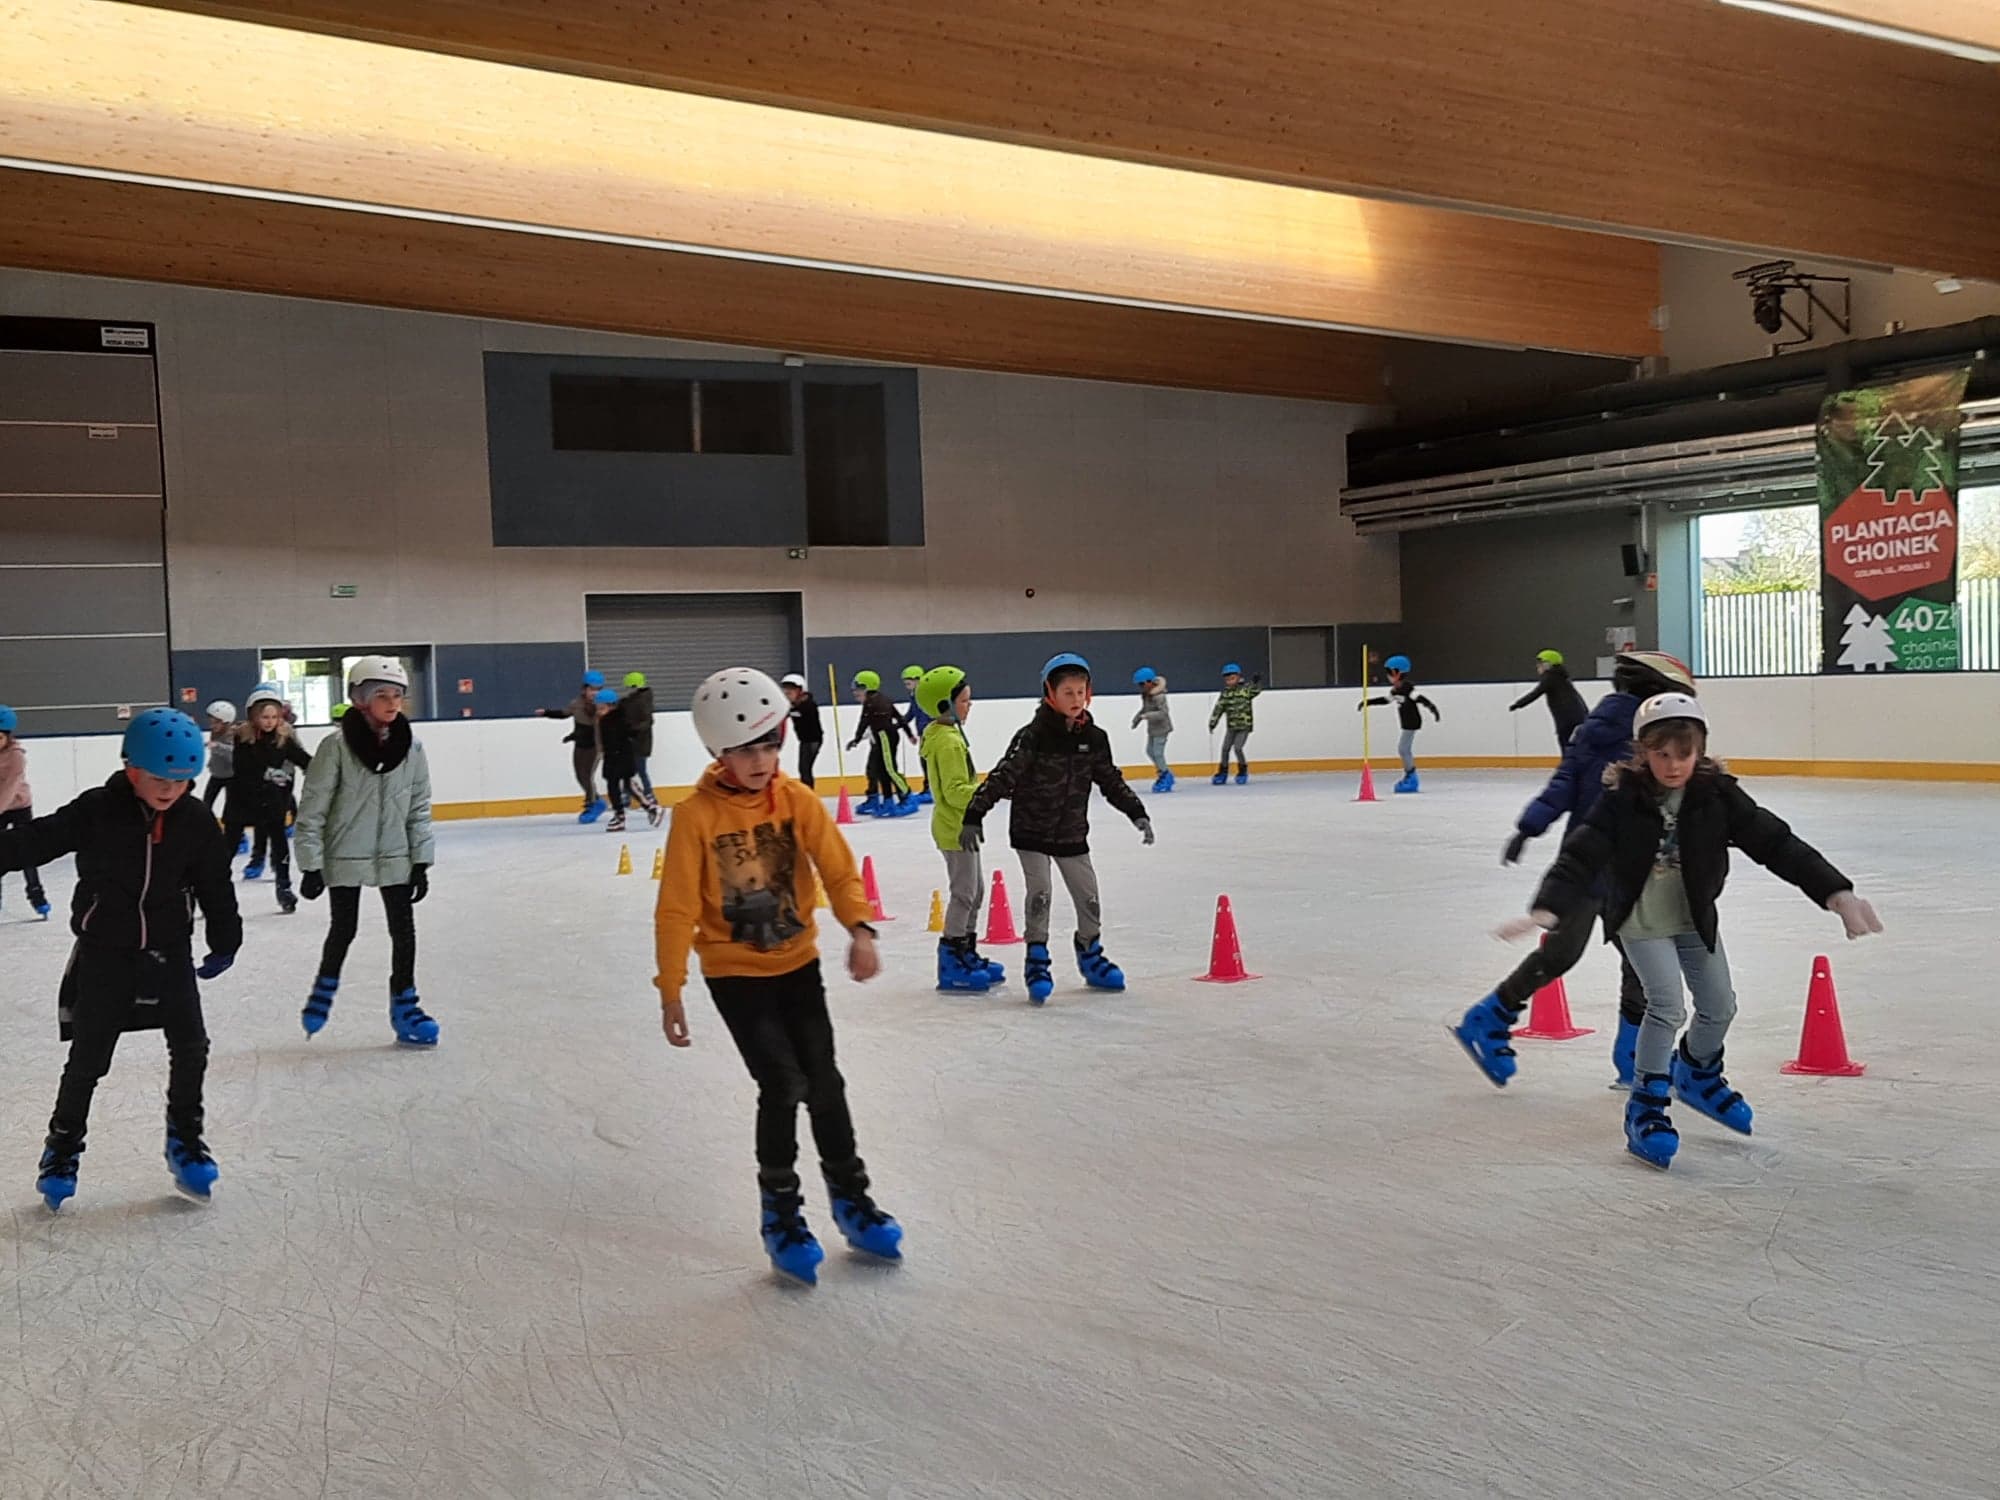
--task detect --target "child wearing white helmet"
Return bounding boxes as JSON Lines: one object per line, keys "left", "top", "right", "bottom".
{"left": 656, "top": 667, "right": 901, "bottom": 1284}
{"left": 224, "top": 683, "right": 311, "bottom": 911}
{"left": 0, "top": 704, "right": 51, "bottom": 919}
{"left": 294, "top": 656, "right": 438, "bottom": 1047}
{"left": 200, "top": 699, "right": 238, "bottom": 816}
{"left": 1462, "top": 694, "right": 1883, "bottom": 1171}
{"left": 779, "top": 673, "right": 824, "bottom": 788}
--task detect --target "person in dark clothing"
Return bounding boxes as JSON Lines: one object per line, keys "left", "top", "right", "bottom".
{"left": 960, "top": 653, "right": 1152, "bottom": 1004}
{"left": 847, "top": 670, "right": 916, "bottom": 816}
{"left": 781, "top": 674, "right": 825, "bottom": 789}
{"left": 1460, "top": 693, "right": 1881, "bottom": 1170}
{"left": 0, "top": 709, "right": 241, "bottom": 1210}
{"left": 1509, "top": 649, "right": 1588, "bottom": 751}
{"left": 224, "top": 685, "right": 311, "bottom": 913}
{"left": 540, "top": 671, "right": 608, "bottom": 823}
{"left": 596, "top": 687, "right": 661, "bottom": 832}
{"left": 621, "top": 672, "right": 657, "bottom": 799}
{"left": 1361, "top": 654, "right": 1440, "bottom": 793}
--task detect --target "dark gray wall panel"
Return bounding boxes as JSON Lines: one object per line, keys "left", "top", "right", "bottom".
{"left": 0, "top": 636, "right": 170, "bottom": 723}
{"left": 807, "top": 627, "right": 1271, "bottom": 702}
{"left": 0, "top": 499, "right": 162, "bottom": 564}
{"left": 0, "top": 423, "right": 162, "bottom": 497}
{"left": 3, "top": 569, "right": 166, "bottom": 636}
{"left": 0, "top": 346, "right": 158, "bottom": 424}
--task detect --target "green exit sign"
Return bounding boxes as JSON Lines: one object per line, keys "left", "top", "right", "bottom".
{"left": 329, "top": 583, "right": 358, "bottom": 599}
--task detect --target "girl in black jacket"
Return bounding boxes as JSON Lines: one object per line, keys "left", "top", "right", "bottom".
{"left": 0, "top": 709, "right": 241, "bottom": 1210}
{"left": 223, "top": 688, "right": 311, "bottom": 912}
{"left": 1508, "top": 649, "right": 1588, "bottom": 751}
{"left": 1459, "top": 693, "right": 1881, "bottom": 1171}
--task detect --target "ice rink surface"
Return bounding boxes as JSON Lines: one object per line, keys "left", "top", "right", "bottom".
{"left": 1, "top": 769, "right": 1996, "bottom": 1499}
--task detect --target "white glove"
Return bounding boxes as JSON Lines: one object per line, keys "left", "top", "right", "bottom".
{"left": 1828, "top": 891, "right": 1882, "bottom": 940}
{"left": 1493, "top": 909, "right": 1558, "bottom": 944}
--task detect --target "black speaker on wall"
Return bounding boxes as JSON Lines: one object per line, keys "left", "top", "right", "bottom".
{"left": 1621, "top": 543, "right": 1648, "bottom": 577}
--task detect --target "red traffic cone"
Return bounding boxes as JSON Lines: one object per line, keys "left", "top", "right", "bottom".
{"left": 1513, "top": 939, "right": 1593, "bottom": 1040}
{"left": 983, "top": 870, "right": 1022, "bottom": 945}
{"left": 861, "top": 855, "right": 895, "bottom": 922}
{"left": 835, "top": 786, "right": 856, "bottom": 825}
{"left": 1356, "top": 763, "right": 1378, "bottom": 803}
{"left": 1781, "top": 955, "right": 1865, "bottom": 1077}
{"left": 1194, "top": 895, "right": 1261, "bottom": 983}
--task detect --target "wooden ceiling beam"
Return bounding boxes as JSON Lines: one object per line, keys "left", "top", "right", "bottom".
{"left": 0, "top": 168, "right": 1408, "bottom": 403}
{"left": 118, "top": 0, "right": 2000, "bottom": 280}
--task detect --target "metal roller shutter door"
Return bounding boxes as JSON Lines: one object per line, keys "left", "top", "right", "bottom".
{"left": 584, "top": 592, "right": 799, "bottom": 703}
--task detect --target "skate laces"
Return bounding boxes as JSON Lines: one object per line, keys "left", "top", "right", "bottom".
{"left": 168, "top": 1133, "right": 213, "bottom": 1167}
{"left": 39, "top": 1146, "right": 80, "bottom": 1176}
{"left": 1680, "top": 1053, "right": 1743, "bottom": 1113}
{"left": 834, "top": 1190, "right": 889, "bottom": 1230}
{"left": 763, "top": 1194, "right": 814, "bottom": 1247}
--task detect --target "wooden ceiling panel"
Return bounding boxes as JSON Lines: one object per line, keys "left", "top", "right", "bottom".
{"left": 122, "top": 0, "right": 2000, "bottom": 280}
{"left": 0, "top": 168, "right": 1406, "bottom": 402}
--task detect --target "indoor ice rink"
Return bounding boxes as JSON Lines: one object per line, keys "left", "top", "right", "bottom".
{"left": 5, "top": 3, "right": 2000, "bottom": 1499}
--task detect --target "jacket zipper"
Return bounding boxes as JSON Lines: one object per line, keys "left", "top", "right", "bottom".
{"left": 137, "top": 808, "right": 156, "bottom": 949}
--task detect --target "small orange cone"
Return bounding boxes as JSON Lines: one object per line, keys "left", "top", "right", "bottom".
{"left": 1356, "top": 763, "right": 1378, "bottom": 803}
{"left": 1514, "top": 954, "right": 1593, "bottom": 1041}
{"left": 1781, "top": 955, "right": 1865, "bottom": 1077}
{"left": 983, "top": 870, "right": 1022, "bottom": 945}
{"left": 835, "top": 786, "right": 856, "bottom": 825}
{"left": 650, "top": 847, "right": 664, "bottom": 880}
{"left": 926, "top": 890, "right": 945, "bottom": 932}
{"left": 1193, "top": 895, "right": 1260, "bottom": 983}
{"left": 861, "top": 855, "right": 895, "bottom": 922}
{"left": 615, "top": 844, "right": 633, "bottom": 876}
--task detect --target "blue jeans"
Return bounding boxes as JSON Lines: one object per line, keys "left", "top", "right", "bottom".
{"left": 633, "top": 757, "right": 653, "bottom": 797}
{"left": 1621, "top": 930, "right": 1738, "bottom": 1077}
{"left": 1145, "top": 734, "right": 1170, "bottom": 775}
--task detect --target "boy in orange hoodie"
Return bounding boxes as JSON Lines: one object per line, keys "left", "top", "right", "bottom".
{"left": 655, "top": 667, "right": 903, "bottom": 1285}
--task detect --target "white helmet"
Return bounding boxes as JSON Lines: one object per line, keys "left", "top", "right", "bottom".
{"left": 244, "top": 683, "right": 285, "bottom": 711}
{"left": 1634, "top": 692, "right": 1706, "bottom": 737}
{"left": 692, "top": 668, "right": 788, "bottom": 756}
{"left": 346, "top": 655, "right": 410, "bottom": 693}
{"left": 205, "top": 700, "right": 237, "bottom": 722}
{"left": 780, "top": 673, "right": 807, "bottom": 689}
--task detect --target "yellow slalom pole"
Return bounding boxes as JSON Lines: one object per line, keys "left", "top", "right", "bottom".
{"left": 1360, "top": 643, "right": 1372, "bottom": 763}
{"left": 827, "top": 664, "right": 849, "bottom": 783}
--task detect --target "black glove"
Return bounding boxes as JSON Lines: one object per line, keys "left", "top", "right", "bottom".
{"left": 1251, "top": 673, "right": 1263, "bottom": 685}
{"left": 300, "top": 870, "right": 325, "bottom": 900}
{"left": 1502, "top": 832, "right": 1529, "bottom": 866}
{"left": 1135, "top": 818, "right": 1155, "bottom": 846}
{"left": 958, "top": 821, "right": 984, "bottom": 853}
{"left": 410, "top": 864, "right": 430, "bottom": 904}
{"left": 194, "top": 952, "right": 235, "bottom": 980}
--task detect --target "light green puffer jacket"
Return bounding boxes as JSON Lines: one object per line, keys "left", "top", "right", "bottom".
{"left": 295, "top": 718, "right": 436, "bottom": 888}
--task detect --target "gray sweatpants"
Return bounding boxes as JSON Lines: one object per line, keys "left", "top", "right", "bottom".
{"left": 1622, "top": 931, "right": 1739, "bottom": 1077}
{"left": 1216, "top": 727, "right": 1250, "bottom": 775}
{"left": 941, "top": 849, "right": 984, "bottom": 941}
{"left": 1018, "top": 851, "right": 1101, "bottom": 946}
{"left": 1397, "top": 728, "right": 1417, "bottom": 774}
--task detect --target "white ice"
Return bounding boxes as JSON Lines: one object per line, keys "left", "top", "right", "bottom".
{"left": 2, "top": 771, "right": 1997, "bottom": 1499}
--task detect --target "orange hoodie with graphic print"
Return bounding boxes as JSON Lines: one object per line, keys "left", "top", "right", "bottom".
{"left": 654, "top": 765, "right": 872, "bottom": 1002}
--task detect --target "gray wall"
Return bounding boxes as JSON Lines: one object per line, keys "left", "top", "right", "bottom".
{"left": 1394, "top": 508, "right": 1655, "bottom": 682}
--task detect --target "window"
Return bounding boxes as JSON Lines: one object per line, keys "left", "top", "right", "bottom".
{"left": 697, "top": 380, "right": 791, "bottom": 455}
{"left": 260, "top": 648, "right": 431, "bottom": 724}
{"left": 804, "top": 381, "right": 890, "bottom": 546}
{"left": 550, "top": 374, "right": 693, "bottom": 452}
{"left": 1962, "top": 485, "right": 2000, "bottom": 670}
{"left": 1696, "top": 503, "right": 1820, "bottom": 676}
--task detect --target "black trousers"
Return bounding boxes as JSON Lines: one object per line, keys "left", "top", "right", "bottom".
{"left": 0, "top": 805, "right": 45, "bottom": 902}
{"left": 319, "top": 884, "right": 418, "bottom": 993}
{"left": 225, "top": 808, "right": 292, "bottom": 887}
{"left": 202, "top": 775, "right": 227, "bottom": 811}
{"left": 571, "top": 742, "right": 600, "bottom": 804}
{"left": 50, "top": 945, "right": 209, "bottom": 1147}
{"left": 1495, "top": 896, "right": 1646, "bottom": 1025}
{"left": 862, "top": 735, "right": 908, "bottom": 801}
{"left": 707, "top": 961, "right": 863, "bottom": 1192}
{"left": 797, "top": 738, "right": 822, "bottom": 789}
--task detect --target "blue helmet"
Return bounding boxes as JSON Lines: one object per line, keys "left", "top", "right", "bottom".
{"left": 0, "top": 705, "right": 16, "bottom": 734}
{"left": 1221, "top": 662, "right": 1243, "bottom": 676}
{"left": 1385, "top": 654, "right": 1412, "bottom": 674}
{"left": 123, "top": 708, "right": 206, "bottom": 779}
{"left": 594, "top": 687, "right": 619, "bottom": 705}
{"left": 582, "top": 669, "right": 606, "bottom": 689}
{"left": 1132, "top": 667, "right": 1158, "bottom": 686}
{"left": 1041, "top": 652, "right": 1090, "bottom": 685}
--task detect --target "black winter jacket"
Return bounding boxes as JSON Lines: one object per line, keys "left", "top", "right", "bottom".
{"left": 848, "top": 693, "right": 907, "bottom": 750}
{"left": 1510, "top": 664, "right": 1588, "bottom": 744}
{"left": 224, "top": 728, "right": 311, "bottom": 822}
{"left": 598, "top": 709, "right": 638, "bottom": 779}
{"left": 1367, "top": 680, "right": 1441, "bottom": 732}
{"left": 621, "top": 686, "right": 656, "bottom": 758}
{"left": 1534, "top": 765, "right": 1851, "bottom": 952}
{"left": 0, "top": 774, "right": 241, "bottom": 957}
{"left": 788, "top": 692, "right": 824, "bottom": 745}
{"left": 963, "top": 704, "right": 1147, "bottom": 857}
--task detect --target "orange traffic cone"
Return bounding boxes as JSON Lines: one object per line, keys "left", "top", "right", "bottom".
{"left": 1514, "top": 938, "right": 1593, "bottom": 1040}
{"left": 926, "top": 890, "right": 945, "bottom": 932}
{"left": 835, "top": 786, "right": 856, "bottom": 825}
{"left": 861, "top": 855, "right": 895, "bottom": 922}
{"left": 615, "top": 844, "right": 633, "bottom": 876}
{"left": 983, "top": 870, "right": 1022, "bottom": 945}
{"left": 650, "top": 846, "right": 664, "bottom": 880}
{"left": 1781, "top": 955, "right": 1865, "bottom": 1076}
{"left": 1356, "top": 763, "right": 1378, "bottom": 803}
{"left": 1193, "top": 895, "right": 1261, "bottom": 983}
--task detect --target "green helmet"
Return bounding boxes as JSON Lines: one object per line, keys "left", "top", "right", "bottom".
{"left": 852, "top": 669, "right": 881, "bottom": 692}
{"left": 1536, "top": 649, "right": 1564, "bottom": 667}
{"left": 902, "top": 664, "right": 924, "bottom": 681}
{"left": 624, "top": 671, "right": 647, "bottom": 689}
{"left": 916, "top": 665, "right": 967, "bottom": 721}
{"left": 330, "top": 703, "right": 349, "bottom": 720}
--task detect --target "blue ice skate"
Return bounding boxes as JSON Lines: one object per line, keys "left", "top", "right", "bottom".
{"left": 1450, "top": 992, "right": 1518, "bottom": 1087}
{"left": 37, "top": 1142, "right": 80, "bottom": 1213}
{"left": 1234, "top": 770, "right": 1249, "bottom": 785}
{"left": 1210, "top": 772, "right": 1228, "bottom": 786}
{"left": 31, "top": 896, "right": 51, "bottom": 920}
{"left": 1671, "top": 1042, "right": 1753, "bottom": 1135}
{"left": 1024, "top": 941, "right": 1054, "bottom": 1005}
{"left": 969, "top": 945, "right": 1006, "bottom": 985}
{"left": 164, "top": 1124, "right": 218, "bottom": 1202}
{"left": 917, "top": 790, "right": 934, "bottom": 806}
{"left": 241, "top": 859, "right": 264, "bottom": 881}
{"left": 1610, "top": 1016, "right": 1639, "bottom": 1091}
{"left": 1624, "top": 1075, "right": 1679, "bottom": 1169}
{"left": 936, "top": 939, "right": 992, "bottom": 994}
{"left": 577, "top": 797, "right": 606, "bottom": 825}
{"left": 390, "top": 988, "right": 440, "bottom": 1047}
{"left": 302, "top": 974, "right": 338, "bottom": 1035}
{"left": 235, "top": 832, "right": 249, "bottom": 855}
{"left": 885, "top": 796, "right": 922, "bottom": 818}
{"left": 826, "top": 1181, "right": 904, "bottom": 1261}
{"left": 856, "top": 795, "right": 883, "bottom": 816}
{"left": 1161, "top": 770, "right": 1175, "bottom": 792}
{"left": 1393, "top": 771, "right": 1420, "bottom": 794}
{"left": 761, "top": 1187, "right": 825, "bottom": 1284}
{"left": 1075, "top": 937, "right": 1125, "bottom": 992}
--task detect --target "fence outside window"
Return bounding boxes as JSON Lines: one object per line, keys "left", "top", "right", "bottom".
{"left": 1699, "top": 576, "right": 2000, "bottom": 676}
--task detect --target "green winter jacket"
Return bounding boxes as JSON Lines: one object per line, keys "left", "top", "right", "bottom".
{"left": 295, "top": 714, "right": 436, "bottom": 888}
{"left": 919, "top": 719, "right": 978, "bottom": 853}
{"left": 1209, "top": 682, "right": 1263, "bottom": 733}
